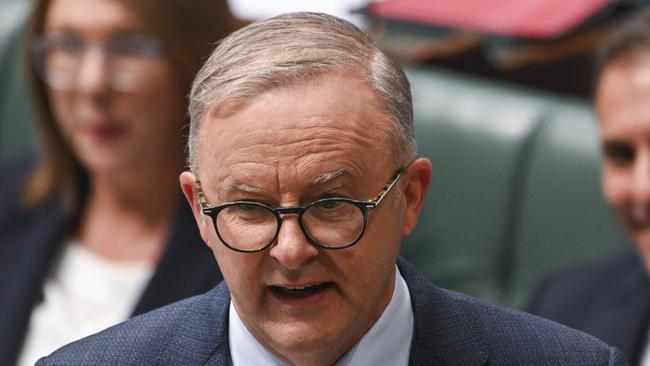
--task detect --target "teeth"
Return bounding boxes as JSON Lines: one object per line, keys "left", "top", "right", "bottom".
{"left": 280, "top": 283, "right": 324, "bottom": 291}
{"left": 284, "top": 284, "right": 318, "bottom": 290}
{"left": 272, "top": 283, "right": 331, "bottom": 297}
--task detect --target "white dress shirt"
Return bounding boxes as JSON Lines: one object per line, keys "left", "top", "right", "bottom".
{"left": 229, "top": 266, "right": 414, "bottom": 366}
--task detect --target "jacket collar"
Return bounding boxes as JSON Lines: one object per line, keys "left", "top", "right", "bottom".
{"left": 0, "top": 195, "right": 67, "bottom": 366}
{"left": 398, "top": 257, "right": 488, "bottom": 365}
{"left": 590, "top": 251, "right": 650, "bottom": 364}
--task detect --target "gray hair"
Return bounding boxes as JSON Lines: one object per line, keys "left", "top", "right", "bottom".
{"left": 187, "top": 12, "right": 416, "bottom": 171}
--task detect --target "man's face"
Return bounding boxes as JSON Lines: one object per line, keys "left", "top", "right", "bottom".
{"left": 181, "top": 71, "right": 429, "bottom": 364}
{"left": 598, "top": 51, "right": 650, "bottom": 271}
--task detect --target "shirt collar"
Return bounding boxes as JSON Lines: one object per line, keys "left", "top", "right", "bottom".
{"left": 228, "top": 266, "right": 414, "bottom": 366}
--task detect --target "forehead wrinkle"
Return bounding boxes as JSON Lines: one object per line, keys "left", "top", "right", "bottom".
{"left": 248, "top": 129, "right": 380, "bottom": 161}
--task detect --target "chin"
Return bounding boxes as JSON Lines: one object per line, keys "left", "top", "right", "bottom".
{"left": 78, "top": 153, "right": 135, "bottom": 175}
{"left": 264, "top": 320, "right": 342, "bottom": 354}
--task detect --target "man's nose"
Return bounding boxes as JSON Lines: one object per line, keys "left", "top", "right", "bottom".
{"left": 75, "top": 46, "right": 110, "bottom": 94}
{"left": 269, "top": 216, "right": 318, "bottom": 270}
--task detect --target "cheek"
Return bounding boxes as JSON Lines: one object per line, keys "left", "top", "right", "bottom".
{"left": 212, "top": 243, "right": 263, "bottom": 304}
{"left": 135, "top": 76, "right": 184, "bottom": 114}
{"left": 338, "top": 209, "right": 402, "bottom": 296}
{"left": 367, "top": 207, "right": 403, "bottom": 261}
{"left": 602, "top": 168, "right": 630, "bottom": 209}
{"left": 48, "top": 90, "right": 74, "bottom": 133}
{"left": 119, "top": 62, "right": 186, "bottom": 129}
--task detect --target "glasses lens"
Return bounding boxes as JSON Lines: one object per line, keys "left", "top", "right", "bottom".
{"left": 35, "top": 34, "right": 83, "bottom": 90}
{"left": 302, "top": 200, "right": 365, "bottom": 248}
{"left": 216, "top": 203, "right": 277, "bottom": 251}
{"left": 34, "top": 33, "right": 164, "bottom": 92}
{"left": 107, "top": 34, "right": 165, "bottom": 91}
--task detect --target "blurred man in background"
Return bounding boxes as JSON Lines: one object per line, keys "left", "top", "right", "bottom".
{"left": 529, "top": 9, "right": 650, "bottom": 365}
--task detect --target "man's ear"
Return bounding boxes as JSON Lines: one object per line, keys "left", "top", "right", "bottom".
{"left": 179, "top": 171, "right": 212, "bottom": 245}
{"left": 400, "top": 157, "right": 432, "bottom": 237}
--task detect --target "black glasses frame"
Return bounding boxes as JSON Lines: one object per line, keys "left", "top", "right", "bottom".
{"left": 195, "top": 168, "right": 404, "bottom": 253}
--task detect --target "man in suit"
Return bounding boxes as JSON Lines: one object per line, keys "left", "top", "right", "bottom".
{"left": 528, "top": 9, "right": 650, "bottom": 365}
{"left": 39, "top": 12, "right": 626, "bottom": 365}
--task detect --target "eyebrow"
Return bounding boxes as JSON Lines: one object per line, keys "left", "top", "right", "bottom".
{"left": 216, "top": 168, "right": 350, "bottom": 195}
{"left": 224, "top": 183, "right": 266, "bottom": 194}
{"left": 310, "top": 168, "right": 348, "bottom": 186}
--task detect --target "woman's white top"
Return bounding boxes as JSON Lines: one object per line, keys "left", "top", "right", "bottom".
{"left": 17, "top": 240, "right": 153, "bottom": 366}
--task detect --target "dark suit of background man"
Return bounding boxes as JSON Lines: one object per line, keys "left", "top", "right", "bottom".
{"left": 39, "top": 12, "right": 627, "bottom": 366}
{"left": 529, "top": 9, "right": 650, "bottom": 366}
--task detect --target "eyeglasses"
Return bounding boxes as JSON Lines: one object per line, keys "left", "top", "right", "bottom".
{"left": 195, "top": 169, "right": 404, "bottom": 253}
{"left": 32, "top": 32, "right": 165, "bottom": 92}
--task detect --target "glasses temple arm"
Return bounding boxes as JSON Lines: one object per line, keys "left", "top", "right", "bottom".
{"left": 371, "top": 171, "right": 403, "bottom": 206}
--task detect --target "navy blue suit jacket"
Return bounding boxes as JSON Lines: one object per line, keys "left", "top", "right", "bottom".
{"left": 38, "top": 258, "right": 627, "bottom": 365}
{"left": 528, "top": 250, "right": 650, "bottom": 365}
{"left": 0, "top": 158, "right": 223, "bottom": 365}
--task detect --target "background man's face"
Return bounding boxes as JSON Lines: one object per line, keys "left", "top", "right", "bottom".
{"left": 188, "top": 71, "right": 408, "bottom": 363}
{"left": 598, "top": 51, "right": 650, "bottom": 271}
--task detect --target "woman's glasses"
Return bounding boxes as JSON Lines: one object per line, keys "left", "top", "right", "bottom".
{"left": 33, "top": 31, "right": 165, "bottom": 92}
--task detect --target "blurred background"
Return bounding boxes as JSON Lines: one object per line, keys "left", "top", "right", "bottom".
{"left": 0, "top": 0, "right": 642, "bottom": 309}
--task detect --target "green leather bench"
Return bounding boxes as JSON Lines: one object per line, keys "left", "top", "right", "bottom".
{"left": 401, "top": 67, "right": 628, "bottom": 308}
{"left": 0, "top": 0, "right": 35, "bottom": 161}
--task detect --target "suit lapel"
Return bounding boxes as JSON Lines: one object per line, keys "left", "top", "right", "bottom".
{"left": 205, "top": 341, "right": 232, "bottom": 366}
{"left": 155, "top": 283, "right": 232, "bottom": 365}
{"left": 588, "top": 254, "right": 650, "bottom": 364}
{"left": 0, "top": 197, "right": 67, "bottom": 366}
{"left": 203, "top": 284, "right": 232, "bottom": 365}
{"left": 398, "top": 258, "right": 488, "bottom": 366}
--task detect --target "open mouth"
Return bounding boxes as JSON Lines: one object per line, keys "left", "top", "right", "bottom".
{"left": 269, "top": 282, "right": 335, "bottom": 299}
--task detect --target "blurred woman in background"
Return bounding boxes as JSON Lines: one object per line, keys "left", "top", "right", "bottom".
{"left": 0, "top": 0, "right": 237, "bottom": 364}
